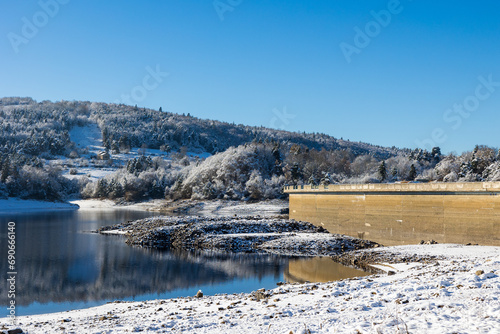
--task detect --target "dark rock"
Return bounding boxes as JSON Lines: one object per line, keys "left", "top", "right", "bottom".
{"left": 7, "top": 329, "right": 23, "bottom": 334}
{"left": 252, "top": 288, "right": 269, "bottom": 301}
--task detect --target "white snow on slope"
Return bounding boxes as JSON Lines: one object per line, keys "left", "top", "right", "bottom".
{"left": 2, "top": 244, "right": 499, "bottom": 333}
{"left": 69, "top": 123, "right": 104, "bottom": 153}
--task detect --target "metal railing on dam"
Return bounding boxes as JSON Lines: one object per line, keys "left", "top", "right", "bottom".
{"left": 284, "top": 182, "right": 500, "bottom": 246}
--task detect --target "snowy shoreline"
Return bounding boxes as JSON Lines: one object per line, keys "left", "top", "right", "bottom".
{"left": 2, "top": 244, "right": 499, "bottom": 333}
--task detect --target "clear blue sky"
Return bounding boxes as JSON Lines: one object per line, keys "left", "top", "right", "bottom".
{"left": 2, "top": 0, "right": 500, "bottom": 154}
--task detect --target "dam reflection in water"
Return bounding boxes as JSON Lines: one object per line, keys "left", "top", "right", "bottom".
{"left": 285, "top": 257, "right": 370, "bottom": 283}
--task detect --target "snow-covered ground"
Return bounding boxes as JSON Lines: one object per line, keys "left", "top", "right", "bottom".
{"left": 69, "top": 124, "right": 103, "bottom": 153}
{"left": 68, "top": 123, "right": 170, "bottom": 168}
{"left": 0, "top": 198, "right": 79, "bottom": 214}
{"left": 3, "top": 244, "right": 499, "bottom": 333}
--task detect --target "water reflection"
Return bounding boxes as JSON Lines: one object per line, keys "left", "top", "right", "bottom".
{"left": 0, "top": 209, "right": 371, "bottom": 316}
{"left": 0, "top": 210, "right": 289, "bottom": 315}
{"left": 285, "top": 257, "right": 370, "bottom": 283}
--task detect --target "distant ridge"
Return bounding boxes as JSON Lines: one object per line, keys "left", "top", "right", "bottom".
{"left": 0, "top": 97, "right": 403, "bottom": 159}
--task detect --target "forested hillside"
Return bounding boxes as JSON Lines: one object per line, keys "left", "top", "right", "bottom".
{"left": 1, "top": 97, "right": 499, "bottom": 202}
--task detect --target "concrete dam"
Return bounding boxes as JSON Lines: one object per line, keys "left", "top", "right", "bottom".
{"left": 284, "top": 182, "right": 500, "bottom": 246}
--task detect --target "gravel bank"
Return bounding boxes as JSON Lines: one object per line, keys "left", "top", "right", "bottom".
{"left": 97, "top": 216, "right": 380, "bottom": 256}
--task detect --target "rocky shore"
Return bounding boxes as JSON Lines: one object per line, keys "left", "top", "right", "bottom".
{"left": 330, "top": 245, "right": 446, "bottom": 274}
{"left": 97, "top": 216, "right": 380, "bottom": 256}
{"left": 4, "top": 244, "right": 499, "bottom": 333}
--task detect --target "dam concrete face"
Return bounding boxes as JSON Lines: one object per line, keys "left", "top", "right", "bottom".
{"left": 284, "top": 183, "right": 500, "bottom": 246}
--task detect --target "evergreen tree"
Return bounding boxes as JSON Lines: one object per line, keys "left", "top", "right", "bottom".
{"left": 272, "top": 143, "right": 282, "bottom": 175}
{"left": 308, "top": 174, "right": 317, "bottom": 186}
{"left": 1, "top": 158, "right": 10, "bottom": 182}
{"left": 320, "top": 172, "right": 331, "bottom": 185}
{"left": 102, "top": 127, "right": 111, "bottom": 150}
{"left": 431, "top": 146, "right": 442, "bottom": 162}
{"left": 111, "top": 141, "right": 120, "bottom": 154}
{"left": 290, "top": 163, "right": 300, "bottom": 185}
{"left": 391, "top": 167, "right": 398, "bottom": 178}
{"left": 408, "top": 164, "right": 417, "bottom": 181}
{"left": 378, "top": 161, "right": 387, "bottom": 181}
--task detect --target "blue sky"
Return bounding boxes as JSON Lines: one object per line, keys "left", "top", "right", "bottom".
{"left": 2, "top": 0, "right": 500, "bottom": 154}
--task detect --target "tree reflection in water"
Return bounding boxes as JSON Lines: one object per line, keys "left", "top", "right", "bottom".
{"left": 0, "top": 210, "right": 287, "bottom": 315}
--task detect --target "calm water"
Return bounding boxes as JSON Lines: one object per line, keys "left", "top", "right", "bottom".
{"left": 0, "top": 209, "right": 366, "bottom": 317}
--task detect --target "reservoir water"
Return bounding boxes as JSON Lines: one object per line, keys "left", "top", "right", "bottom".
{"left": 0, "top": 209, "right": 366, "bottom": 316}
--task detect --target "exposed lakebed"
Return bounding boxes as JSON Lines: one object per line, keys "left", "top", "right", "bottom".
{"left": 97, "top": 216, "right": 380, "bottom": 256}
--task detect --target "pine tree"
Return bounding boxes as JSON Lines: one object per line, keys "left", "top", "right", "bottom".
{"left": 290, "top": 163, "right": 300, "bottom": 185}
{"left": 408, "top": 164, "right": 417, "bottom": 181}
{"left": 431, "top": 146, "right": 442, "bottom": 162}
{"left": 378, "top": 161, "right": 387, "bottom": 181}
{"left": 1, "top": 158, "right": 10, "bottom": 182}
{"left": 391, "top": 167, "right": 398, "bottom": 178}
{"left": 320, "top": 172, "right": 331, "bottom": 185}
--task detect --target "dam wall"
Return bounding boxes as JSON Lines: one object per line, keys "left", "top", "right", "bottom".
{"left": 284, "top": 182, "right": 500, "bottom": 246}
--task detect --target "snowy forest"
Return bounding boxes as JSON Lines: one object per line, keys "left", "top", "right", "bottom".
{"left": 1, "top": 97, "right": 500, "bottom": 202}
